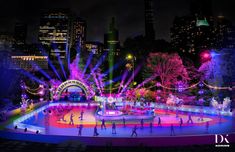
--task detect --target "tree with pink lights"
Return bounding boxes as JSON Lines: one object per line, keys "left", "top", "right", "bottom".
{"left": 126, "top": 89, "right": 136, "bottom": 102}
{"left": 145, "top": 52, "right": 190, "bottom": 101}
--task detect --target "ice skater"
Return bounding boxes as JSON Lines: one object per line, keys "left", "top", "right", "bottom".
{"left": 79, "top": 110, "right": 84, "bottom": 120}
{"left": 140, "top": 119, "right": 144, "bottom": 129}
{"left": 61, "top": 114, "right": 67, "bottom": 122}
{"left": 198, "top": 108, "right": 204, "bottom": 121}
{"left": 219, "top": 111, "right": 222, "bottom": 123}
{"left": 150, "top": 121, "right": 153, "bottom": 133}
{"left": 170, "top": 124, "right": 175, "bottom": 136}
{"left": 179, "top": 117, "right": 183, "bottom": 127}
{"left": 69, "top": 113, "right": 74, "bottom": 125}
{"left": 123, "top": 117, "right": 126, "bottom": 127}
{"left": 206, "top": 121, "right": 209, "bottom": 133}
{"left": 165, "top": 106, "right": 169, "bottom": 115}
{"left": 93, "top": 125, "right": 99, "bottom": 136}
{"left": 176, "top": 108, "right": 179, "bottom": 118}
{"left": 158, "top": 117, "right": 161, "bottom": 126}
{"left": 112, "top": 122, "right": 116, "bottom": 134}
{"left": 187, "top": 113, "right": 193, "bottom": 124}
{"left": 77, "top": 124, "right": 83, "bottom": 136}
{"left": 131, "top": 125, "right": 138, "bottom": 137}
{"left": 101, "top": 119, "right": 106, "bottom": 130}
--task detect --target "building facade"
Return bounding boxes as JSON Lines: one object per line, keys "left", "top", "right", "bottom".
{"left": 104, "top": 17, "right": 120, "bottom": 57}
{"left": 38, "top": 9, "right": 86, "bottom": 64}
{"left": 10, "top": 55, "right": 48, "bottom": 70}
{"left": 170, "top": 0, "right": 235, "bottom": 60}
{"left": 14, "top": 23, "right": 27, "bottom": 47}
{"left": 85, "top": 41, "right": 103, "bottom": 55}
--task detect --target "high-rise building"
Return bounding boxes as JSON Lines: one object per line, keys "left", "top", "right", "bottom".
{"left": 14, "top": 23, "right": 27, "bottom": 46}
{"left": 171, "top": 15, "right": 235, "bottom": 58}
{"left": 144, "top": 0, "right": 155, "bottom": 40}
{"left": 215, "top": 16, "right": 235, "bottom": 49}
{"left": 10, "top": 55, "right": 48, "bottom": 70}
{"left": 0, "top": 34, "right": 14, "bottom": 52}
{"left": 104, "top": 17, "right": 120, "bottom": 56}
{"left": 70, "top": 18, "right": 86, "bottom": 49}
{"left": 85, "top": 41, "right": 103, "bottom": 55}
{"left": 38, "top": 9, "right": 86, "bottom": 64}
{"left": 170, "top": 16, "right": 216, "bottom": 55}
{"left": 170, "top": 0, "right": 218, "bottom": 59}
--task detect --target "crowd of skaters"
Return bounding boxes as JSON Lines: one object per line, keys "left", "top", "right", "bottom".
{"left": 54, "top": 107, "right": 212, "bottom": 137}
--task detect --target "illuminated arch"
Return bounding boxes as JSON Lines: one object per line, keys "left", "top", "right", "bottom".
{"left": 55, "top": 80, "right": 95, "bottom": 100}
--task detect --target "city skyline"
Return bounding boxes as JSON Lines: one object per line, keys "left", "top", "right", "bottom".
{"left": 0, "top": 0, "right": 235, "bottom": 44}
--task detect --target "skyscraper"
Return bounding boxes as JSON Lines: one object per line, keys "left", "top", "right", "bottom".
{"left": 104, "top": 17, "right": 120, "bottom": 56}
{"left": 215, "top": 16, "right": 235, "bottom": 49}
{"left": 14, "top": 23, "right": 27, "bottom": 46}
{"left": 70, "top": 17, "right": 86, "bottom": 50}
{"left": 144, "top": 0, "right": 155, "bottom": 40}
{"left": 170, "top": 0, "right": 217, "bottom": 61}
{"left": 38, "top": 9, "right": 86, "bottom": 64}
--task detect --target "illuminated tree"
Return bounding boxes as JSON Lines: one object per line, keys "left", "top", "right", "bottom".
{"left": 145, "top": 52, "right": 190, "bottom": 100}
{"left": 198, "top": 49, "right": 235, "bottom": 99}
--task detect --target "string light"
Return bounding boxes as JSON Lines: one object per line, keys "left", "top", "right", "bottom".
{"left": 145, "top": 81, "right": 232, "bottom": 91}
{"left": 202, "top": 81, "right": 232, "bottom": 90}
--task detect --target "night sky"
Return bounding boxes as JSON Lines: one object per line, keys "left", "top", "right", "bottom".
{"left": 0, "top": 0, "right": 234, "bottom": 44}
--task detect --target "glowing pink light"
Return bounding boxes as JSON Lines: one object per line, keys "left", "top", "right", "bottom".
{"left": 202, "top": 53, "right": 210, "bottom": 58}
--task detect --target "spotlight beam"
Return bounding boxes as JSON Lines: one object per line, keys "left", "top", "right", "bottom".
{"left": 135, "top": 74, "right": 158, "bottom": 89}
{"left": 104, "top": 75, "right": 122, "bottom": 87}
{"left": 37, "top": 44, "right": 62, "bottom": 81}
{"left": 103, "top": 59, "right": 125, "bottom": 75}
{"left": 20, "top": 70, "right": 47, "bottom": 86}
{"left": 120, "top": 64, "right": 142, "bottom": 93}
{"left": 82, "top": 52, "right": 94, "bottom": 77}
{"left": 86, "top": 52, "right": 108, "bottom": 80}
{"left": 57, "top": 56, "right": 67, "bottom": 80}
{"left": 30, "top": 62, "right": 52, "bottom": 80}
{"left": 118, "top": 69, "right": 128, "bottom": 93}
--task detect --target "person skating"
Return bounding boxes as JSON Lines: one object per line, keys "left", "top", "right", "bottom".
{"left": 170, "top": 124, "right": 175, "bottom": 136}
{"left": 187, "top": 113, "right": 193, "bottom": 124}
{"left": 112, "top": 122, "right": 116, "bottom": 134}
{"left": 69, "top": 113, "right": 74, "bottom": 125}
{"left": 77, "top": 124, "right": 83, "bottom": 136}
{"left": 206, "top": 121, "right": 209, "bottom": 133}
{"left": 179, "top": 117, "right": 183, "bottom": 127}
{"left": 158, "top": 117, "right": 161, "bottom": 126}
{"left": 101, "top": 119, "right": 106, "bottom": 130}
{"left": 149, "top": 121, "right": 153, "bottom": 133}
{"left": 131, "top": 125, "right": 138, "bottom": 137}
{"left": 123, "top": 117, "right": 126, "bottom": 127}
{"left": 79, "top": 110, "right": 84, "bottom": 120}
{"left": 93, "top": 125, "right": 99, "bottom": 136}
{"left": 198, "top": 107, "right": 204, "bottom": 121}
{"left": 140, "top": 119, "right": 144, "bottom": 129}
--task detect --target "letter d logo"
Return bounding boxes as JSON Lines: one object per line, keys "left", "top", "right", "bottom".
{"left": 215, "top": 134, "right": 224, "bottom": 143}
